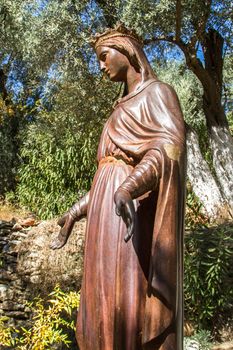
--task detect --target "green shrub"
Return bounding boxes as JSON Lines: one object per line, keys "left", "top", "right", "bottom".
{"left": 184, "top": 223, "right": 233, "bottom": 331}
{"left": 0, "top": 316, "right": 17, "bottom": 348}
{"left": 15, "top": 77, "right": 117, "bottom": 219}
{"left": 184, "top": 330, "right": 212, "bottom": 350}
{"left": 0, "top": 285, "right": 80, "bottom": 349}
{"left": 185, "top": 184, "right": 210, "bottom": 230}
{"left": 16, "top": 109, "right": 99, "bottom": 219}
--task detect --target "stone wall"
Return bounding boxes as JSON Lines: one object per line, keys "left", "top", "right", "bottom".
{"left": 0, "top": 218, "right": 85, "bottom": 329}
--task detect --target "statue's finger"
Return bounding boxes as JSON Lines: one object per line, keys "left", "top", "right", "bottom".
{"left": 124, "top": 203, "right": 135, "bottom": 242}
{"left": 115, "top": 202, "right": 123, "bottom": 216}
{"left": 115, "top": 206, "right": 120, "bottom": 216}
{"left": 128, "top": 222, "right": 134, "bottom": 237}
{"left": 50, "top": 239, "right": 58, "bottom": 250}
{"left": 126, "top": 216, "right": 131, "bottom": 227}
{"left": 125, "top": 202, "right": 135, "bottom": 220}
{"left": 124, "top": 223, "right": 133, "bottom": 242}
{"left": 124, "top": 232, "right": 131, "bottom": 243}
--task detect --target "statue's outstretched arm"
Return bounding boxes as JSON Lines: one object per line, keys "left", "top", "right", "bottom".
{"left": 50, "top": 192, "right": 90, "bottom": 250}
{"left": 68, "top": 191, "right": 90, "bottom": 220}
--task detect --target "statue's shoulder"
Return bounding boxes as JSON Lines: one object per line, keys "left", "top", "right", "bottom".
{"left": 148, "top": 80, "right": 177, "bottom": 98}
{"left": 145, "top": 80, "right": 181, "bottom": 112}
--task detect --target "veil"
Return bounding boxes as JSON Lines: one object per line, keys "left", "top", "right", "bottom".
{"left": 95, "top": 35, "right": 157, "bottom": 89}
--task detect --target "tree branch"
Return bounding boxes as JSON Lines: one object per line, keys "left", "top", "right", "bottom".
{"left": 95, "top": 0, "right": 118, "bottom": 27}
{"left": 144, "top": 35, "right": 175, "bottom": 45}
{"left": 0, "top": 69, "right": 9, "bottom": 104}
{"left": 143, "top": 33, "right": 227, "bottom": 127}
{"left": 176, "top": 0, "right": 182, "bottom": 41}
{"left": 190, "top": 0, "right": 212, "bottom": 49}
{"left": 144, "top": 35, "right": 187, "bottom": 53}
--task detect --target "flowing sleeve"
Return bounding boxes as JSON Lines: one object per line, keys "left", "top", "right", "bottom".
{"left": 117, "top": 149, "right": 162, "bottom": 199}
{"left": 69, "top": 191, "right": 90, "bottom": 220}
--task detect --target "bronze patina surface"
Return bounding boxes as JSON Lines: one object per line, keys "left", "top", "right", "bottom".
{"left": 51, "top": 24, "right": 186, "bottom": 350}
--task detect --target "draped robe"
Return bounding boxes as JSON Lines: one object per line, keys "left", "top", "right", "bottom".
{"left": 76, "top": 79, "right": 186, "bottom": 350}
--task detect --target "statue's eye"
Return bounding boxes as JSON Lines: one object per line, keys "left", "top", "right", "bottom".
{"left": 100, "top": 52, "right": 107, "bottom": 61}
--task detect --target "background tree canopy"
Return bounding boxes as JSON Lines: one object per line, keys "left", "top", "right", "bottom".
{"left": 0, "top": 0, "right": 232, "bottom": 220}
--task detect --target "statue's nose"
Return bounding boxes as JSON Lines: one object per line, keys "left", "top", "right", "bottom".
{"left": 100, "top": 61, "right": 106, "bottom": 72}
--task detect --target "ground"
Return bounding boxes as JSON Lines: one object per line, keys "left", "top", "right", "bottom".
{"left": 0, "top": 201, "right": 32, "bottom": 221}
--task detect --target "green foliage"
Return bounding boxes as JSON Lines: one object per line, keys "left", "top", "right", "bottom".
{"left": 1, "top": 0, "right": 232, "bottom": 220}
{"left": 184, "top": 330, "right": 213, "bottom": 350}
{"left": 0, "top": 316, "right": 17, "bottom": 348}
{"left": 16, "top": 78, "right": 118, "bottom": 219}
{"left": 16, "top": 111, "right": 98, "bottom": 219}
{"left": 184, "top": 223, "right": 233, "bottom": 330}
{"left": 0, "top": 285, "right": 80, "bottom": 350}
{"left": 223, "top": 55, "right": 233, "bottom": 116}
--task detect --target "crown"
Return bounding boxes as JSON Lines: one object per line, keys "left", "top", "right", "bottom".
{"left": 91, "top": 22, "right": 143, "bottom": 48}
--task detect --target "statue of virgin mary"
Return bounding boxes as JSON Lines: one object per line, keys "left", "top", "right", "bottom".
{"left": 51, "top": 23, "right": 186, "bottom": 350}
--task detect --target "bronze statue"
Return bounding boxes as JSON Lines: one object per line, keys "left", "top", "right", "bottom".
{"left": 51, "top": 24, "right": 186, "bottom": 350}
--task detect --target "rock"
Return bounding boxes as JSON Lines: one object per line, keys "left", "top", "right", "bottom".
{"left": 0, "top": 284, "right": 11, "bottom": 300}
{"left": 0, "top": 217, "right": 86, "bottom": 334}
{"left": 212, "top": 342, "right": 233, "bottom": 350}
{"left": 2, "top": 301, "right": 26, "bottom": 311}
{"left": 0, "top": 220, "right": 14, "bottom": 229}
{"left": 4, "top": 310, "right": 29, "bottom": 319}
{"left": 10, "top": 231, "right": 27, "bottom": 239}
{"left": 0, "top": 228, "right": 12, "bottom": 236}
{"left": 185, "top": 339, "right": 200, "bottom": 350}
{"left": 17, "top": 219, "right": 85, "bottom": 294}
{"left": 12, "top": 223, "right": 23, "bottom": 231}
{"left": 20, "top": 217, "right": 36, "bottom": 227}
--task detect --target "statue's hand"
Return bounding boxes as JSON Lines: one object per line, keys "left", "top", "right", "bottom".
{"left": 50, "top": 212, "right": 75, "bottom": 250}
{"left": 114, "top": 188, "right": 135, "bottom": 242}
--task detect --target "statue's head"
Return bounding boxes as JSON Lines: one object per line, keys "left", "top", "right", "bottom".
{"left": 92, "top": 23, "right": 156, "bottom": 84}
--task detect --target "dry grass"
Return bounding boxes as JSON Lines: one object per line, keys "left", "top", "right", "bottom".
{"left": 0, "top": 201, "right": 31, "bottom": 221}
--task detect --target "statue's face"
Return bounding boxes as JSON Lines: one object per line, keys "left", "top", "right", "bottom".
{"left": 96, "top": 46, "right": 130, "bottom": 82}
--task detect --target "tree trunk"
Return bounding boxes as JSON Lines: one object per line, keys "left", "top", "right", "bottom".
{"left": 186, "top": 127, "right": 231, "bottom": 221}
{"left": 0, "top": 69, "right": 21, "bottom": 194}
{"left": 183, "top": 30, "right": 233, "bottom": 220}
{"left": 201, "top": 91, "right": 233, "bottom": 218}
{"left": 209, "top": 126, "right": 233, "bottom": 215}
{"left": 201, "top": 30, "right": 233, "bottom": 217}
